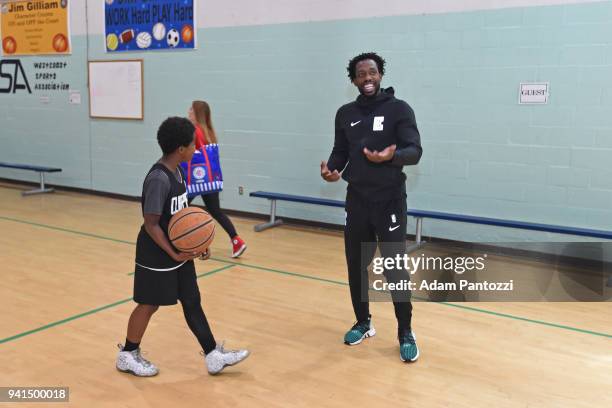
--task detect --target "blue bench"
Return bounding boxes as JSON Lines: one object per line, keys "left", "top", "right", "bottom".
{"left": 249, "top": 190, "right": 612, "bottom": 240}
{"left": 407, "top": 209, "right": 612, "bottom": 241}
{"left": 250, "top": 191, "right": 344, "bottom": 232}
{"left": 251, "top": 191, "right": 612, "bottom": 286}
{"left": 0, "top": 162, "right": 62, "bottom": 195}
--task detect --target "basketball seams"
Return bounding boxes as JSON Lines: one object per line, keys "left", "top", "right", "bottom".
{"left": 171, "top": 218, "right": 214, "bottom": 243}
{"left": 168, "top": 208, "right": 205, "bottom": 236}
{"left": 173, "top": 229, "right": 216, "bottom": 251}
{"left": 168, "top": 207, "right": 215, "bottom": 253}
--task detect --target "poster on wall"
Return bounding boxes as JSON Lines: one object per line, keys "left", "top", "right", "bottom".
{"left": 1, "top": 0, "right": 71, "bottom": 56}
{"left": 104, "top": 0, "right": 195, "bottom": 52}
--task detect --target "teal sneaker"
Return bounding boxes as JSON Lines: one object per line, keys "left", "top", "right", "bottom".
{"left": 399, "top": 329, "right": 419, "bottom": 362}
{"left": 344, "top": 316, "right": 376, "bottom": 345}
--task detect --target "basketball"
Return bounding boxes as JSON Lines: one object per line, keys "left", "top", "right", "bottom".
{"left": 181, "top": 24, "right": 194, "bottom": 44}
{"left": 52, "top": 33, "right": 68, "bottom": 53}
{"left": 168, "top": 207, "right": 215, "bottom": 253}
{"left": 2, "top": 36, "right": 16, "bottom": 54}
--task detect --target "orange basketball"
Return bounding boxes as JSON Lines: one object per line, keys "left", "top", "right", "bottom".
{"left": 181, "top": 24, "right": 193, "bottom": 44}
{"left": 168, "top": 207, "right": 215, "bottom": 254}
{"left": 2, "top": 36, "right": 16, "bottom": 54}
{"left": 52, "top": 33, "right": 68, "bottom": 53}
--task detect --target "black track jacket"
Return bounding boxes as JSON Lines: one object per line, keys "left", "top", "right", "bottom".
{"left": 327, "top": 87, "right": 423, "bottom": 201}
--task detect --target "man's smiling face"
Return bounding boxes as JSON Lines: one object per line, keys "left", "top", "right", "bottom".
{"left": 353, "top": 59, "right": 382, "bottom": 97}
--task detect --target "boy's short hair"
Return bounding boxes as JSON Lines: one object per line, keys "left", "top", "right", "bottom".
{"left": 157, "top": 117, "right": 195, "bottom": 155}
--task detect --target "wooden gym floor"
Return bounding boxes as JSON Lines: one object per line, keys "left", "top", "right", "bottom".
{"left": 0, "top": 182, "right": 610, "bottom": 408}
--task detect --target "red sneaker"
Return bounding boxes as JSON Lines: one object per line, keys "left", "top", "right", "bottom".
{"left": 231, "top": 236, "right": 247, "bottom": 258}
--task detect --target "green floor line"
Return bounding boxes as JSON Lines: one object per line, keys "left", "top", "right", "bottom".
{"left": 0, "top": 298, "right": 132, "bottom": 345}
{"left": 208, "top": 258, "right": 348, "bottom": 286}
{"left": 0, "top": 215, "right": 342, "bottom": 286}
{"left": 197, "top": 264, "right": 235, "bottom": 278}
{"left": 0, "top": 265, "right": 235, "bottom": 345}
{"left": 231, "top": 265, "right": 612, "bottom": 339}
{"left": 438, "top": 302, "right": 612, "bottom": 339}
{"left": 2, "top": 215, "right": 611, "bottom": 339}
{"left": 0, "top": 216, "right": 135, "bottom": 245}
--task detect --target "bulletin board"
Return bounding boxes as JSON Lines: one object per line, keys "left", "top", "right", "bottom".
{"left": 88, "top": 60, "right": 143, "bottom": 120}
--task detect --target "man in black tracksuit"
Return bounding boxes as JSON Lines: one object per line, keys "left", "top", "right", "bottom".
{"left": 321, "top": 52, "right": 422, "bottom": 362}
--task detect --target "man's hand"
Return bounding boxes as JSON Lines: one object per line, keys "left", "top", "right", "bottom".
{"left": 320, "top": 160, "right": 341, "bottom": 182}
{"left": 363, "top": 144, "right": 396, "bottom": 163}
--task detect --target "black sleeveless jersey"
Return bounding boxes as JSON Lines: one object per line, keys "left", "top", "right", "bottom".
{"left": 135, "top": 163, "right": 189, "bottom": 270}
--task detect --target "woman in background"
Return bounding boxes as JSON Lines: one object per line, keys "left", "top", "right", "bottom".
{"left": 188, "top": 100, "right": 247, "bottom": 258}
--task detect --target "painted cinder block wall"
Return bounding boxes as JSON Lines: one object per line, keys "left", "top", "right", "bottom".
{"left": 1, "top": 0, "right": 611, "bottom": 245}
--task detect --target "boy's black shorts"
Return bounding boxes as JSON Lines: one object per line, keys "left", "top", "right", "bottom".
{"left": 133, "top": 260, "right": 198, "bottom": 306}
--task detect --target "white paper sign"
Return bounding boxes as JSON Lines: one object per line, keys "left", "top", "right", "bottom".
{"left": 69, "top": 90, "right": 81, "bottom": 105}
{"left": 519, "top": 83, "right": 549, "bottom": 104}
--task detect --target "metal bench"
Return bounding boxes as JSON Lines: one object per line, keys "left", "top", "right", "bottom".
{"left": 250, "top": 191, "right": 612, "bottom": 286}
{"left": 250, "top": 191, "right": 344, "bottom": 232}
{"left": 0, "top": 162, "right": 62, "bottom": 195}
{"left": 250, "top": 190, "right": 612, "bottom": 238}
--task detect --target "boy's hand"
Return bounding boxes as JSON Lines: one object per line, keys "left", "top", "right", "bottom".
{"left": 199, "top": 248, "right": 211, "bottom": 260}
{"left": 172, "top": 251, "right": 199, "bottom": 262}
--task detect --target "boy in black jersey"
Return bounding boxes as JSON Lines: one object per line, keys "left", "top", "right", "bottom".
{"left": 116, "top": 117, "right": 249, "bottom": 376}
{"left": 321, "top": 53, "right": 423, "bottom": 362}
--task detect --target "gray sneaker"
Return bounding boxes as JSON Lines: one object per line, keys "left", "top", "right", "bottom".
{"left": 116, "top": 344, "right": 159, "bottom": 377}
{"left": 204, "top": 342, "right": 250, "bottom": 375}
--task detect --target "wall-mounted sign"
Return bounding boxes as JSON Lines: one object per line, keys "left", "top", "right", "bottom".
{"left": 1, "top": 0, "right": 71, "bottom": 56}
{"left": 105, "top": 0, "right": 195, "bottom": 52}
{"left": 519, "top": 82, "right": 549, "bottom": 104}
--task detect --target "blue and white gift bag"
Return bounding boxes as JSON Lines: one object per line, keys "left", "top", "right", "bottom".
{"left": 181, "top": 144, "right": 223, "bottom": 198}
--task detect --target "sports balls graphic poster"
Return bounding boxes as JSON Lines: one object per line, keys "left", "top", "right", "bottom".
{"left": 104, "top": 0, "right": 195, "bottom": 53}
